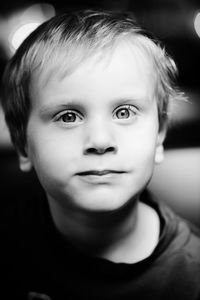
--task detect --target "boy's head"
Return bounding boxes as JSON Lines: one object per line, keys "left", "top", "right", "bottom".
{"left": 1, "top": 10, "right": 185, "bottom": 212}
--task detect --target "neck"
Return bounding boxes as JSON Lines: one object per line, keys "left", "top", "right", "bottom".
{"left": 47, "top": 195, "right": 160, "bottom": 263}
{"left": 48, "top": 194, "right": 139, "bottom": 253}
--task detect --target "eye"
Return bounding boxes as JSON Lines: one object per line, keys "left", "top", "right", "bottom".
{"left": 55, "top": 110, "right": 83, "bottom": 124}
{"left": 113, "top": 105, "right": 137, "bottom": 120}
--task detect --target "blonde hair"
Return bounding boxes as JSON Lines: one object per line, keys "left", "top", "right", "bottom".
{"left": 1, "top": 10, "right": 185, "bottom": 155}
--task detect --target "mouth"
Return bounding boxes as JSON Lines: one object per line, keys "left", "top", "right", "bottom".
{"left": 76, "top": 170, "right": 126, "bottom": 176}
{"left": 75, "top": 170, "right": 127, "bottom": 185}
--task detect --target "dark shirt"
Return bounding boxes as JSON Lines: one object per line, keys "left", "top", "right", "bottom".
{"left": 1, "top": 188, "right": 200, "bottom": 300}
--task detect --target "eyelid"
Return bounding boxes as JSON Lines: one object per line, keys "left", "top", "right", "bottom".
{"left": 54, "top": 109, "right": 84, "bottom": 122}
{"left": 113, "top": 104, "right": 137, "bottom": 111}
{"left": 113, "top": 104, "right": 138, "bottom": 116}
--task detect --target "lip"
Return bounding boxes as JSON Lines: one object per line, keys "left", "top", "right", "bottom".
{"left": 76, "top": 170, "right": 126, "bottom": 184}
{"left": 76, "top": 170, "right": 126, "bottom": 176}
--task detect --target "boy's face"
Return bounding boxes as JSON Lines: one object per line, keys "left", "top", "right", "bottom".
{"left": 21, "top": 42, "right": 165, "bottom": 212}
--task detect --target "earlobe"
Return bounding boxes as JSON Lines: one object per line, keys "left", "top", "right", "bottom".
{"left": 155, "top": 144, "right": 164, "bottom": 164}
{"left": 155, "top": 127, "right": 166, "bottom": 164}
{"left": 19, "top": 155, "right": 32, "bottom": 172}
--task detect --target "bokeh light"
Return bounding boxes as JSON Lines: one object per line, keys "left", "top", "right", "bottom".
{"left": 0, "top": 3, "right": 55, "bottom": 57}
{"left": 11, "top": 22, "right": 40, "bottom": 50}
{"left": 194, "top": 11, "right": 200, "bottom": 38}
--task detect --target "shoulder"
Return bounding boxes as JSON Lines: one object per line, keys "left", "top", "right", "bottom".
{"left": 148, "top": 198, "right": 200, "bottom": 298}
{"left": 157, "top": 199, "right": 200, "bottom": 268}
{"left": 175, "top": 216, "right": 200, "bottom": 262}
{"left": 142, "top": 190, "right": 200, "bottom": 264}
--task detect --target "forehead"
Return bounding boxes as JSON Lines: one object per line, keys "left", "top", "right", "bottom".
{"left": 30, "top": 40, "right": 156, "bottom": 104}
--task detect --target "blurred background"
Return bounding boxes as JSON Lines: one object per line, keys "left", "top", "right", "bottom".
{"left": 0, "top": 0, "right": 199, "bottom": 226}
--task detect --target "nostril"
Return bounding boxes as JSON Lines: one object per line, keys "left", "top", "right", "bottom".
{"left": 107, "top": 147, "right": 116, "bottom": 153}
{"left": 84, "top": 146, "right": 117, "bottom": 155}
{"left": 85, "top": 148, "right": 97, "bottom": 154}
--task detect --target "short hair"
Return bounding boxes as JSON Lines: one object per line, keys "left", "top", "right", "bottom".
{"left": 1, "top": 9, "right": 185, "bottom": 156}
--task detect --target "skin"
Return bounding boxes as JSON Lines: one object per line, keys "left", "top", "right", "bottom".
{"left": 20, "top": 41, "right": 165, "bottom": 262}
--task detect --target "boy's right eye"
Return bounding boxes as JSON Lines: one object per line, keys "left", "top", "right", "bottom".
{"left": 55, "top": 110, "right": 84, "bottom": 124}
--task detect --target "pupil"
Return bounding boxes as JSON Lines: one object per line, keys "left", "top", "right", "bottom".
{"left": 117, "top": 108, "right": 129, "bottom": 119}
{"left": 63, "top": 112, "right": 76, "bottom": 122}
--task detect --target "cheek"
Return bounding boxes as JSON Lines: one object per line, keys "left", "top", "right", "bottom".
{"left": 119, "top": 125, "right": 158, "bottom": 161}
{"left": 27, "top": 131, "right": 82, "bottom": 180}
{"left": 123, "top": 143, "right": 157, "bottom": 172}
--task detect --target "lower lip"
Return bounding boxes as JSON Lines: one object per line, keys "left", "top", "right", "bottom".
{"left": 77, "top": 173, "right": 124, "bottom": 184}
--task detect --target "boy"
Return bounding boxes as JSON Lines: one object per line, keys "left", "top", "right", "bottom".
{"left": 1, "top": 9, "right": 200, "bottom": 300}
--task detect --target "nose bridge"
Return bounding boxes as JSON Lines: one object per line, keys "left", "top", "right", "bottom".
{"left": 83, "top": 115, "right": 117, "bottom": 153}
{"left": 87, "top": 115, "right": 113, "bottom": 142}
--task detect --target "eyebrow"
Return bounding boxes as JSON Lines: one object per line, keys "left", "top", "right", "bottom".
{"left": 39, "top": 101, "right": 83, "bottom": 116}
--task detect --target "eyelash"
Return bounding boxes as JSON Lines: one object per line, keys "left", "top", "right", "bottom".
{"left": 54, "top": 104, "right": 138, "bottom": 125}
{"left": 113, "top": 105, "right": 137, "bottom": 120}
{"left": 55, "top": 110, "right": 84, "bottom": 124}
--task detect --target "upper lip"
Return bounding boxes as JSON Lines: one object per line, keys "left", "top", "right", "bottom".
{"left": 76, "top": 170, "right": 126, "bottom": 176}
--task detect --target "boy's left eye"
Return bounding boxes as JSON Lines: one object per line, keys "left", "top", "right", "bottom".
{"left": 55, "top": 110, "right": 83, "bottom": 124}
{"left": 113, "top": 105, "right": 137, "bottom": 120}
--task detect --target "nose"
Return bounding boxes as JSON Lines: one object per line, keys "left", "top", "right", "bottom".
{"left": 83, "top": 120, "right": 118, "bottom": 155}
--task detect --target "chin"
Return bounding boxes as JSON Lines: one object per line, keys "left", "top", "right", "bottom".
{"left": 72, "top": 189, "right": 137, "bottom": 213}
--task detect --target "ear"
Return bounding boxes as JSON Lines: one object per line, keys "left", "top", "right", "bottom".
{"left": 155, "top": 127, "right": 167, "bottom": 165}
{"left": 18, "top": 153, "right": 32, "bottom": 172}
